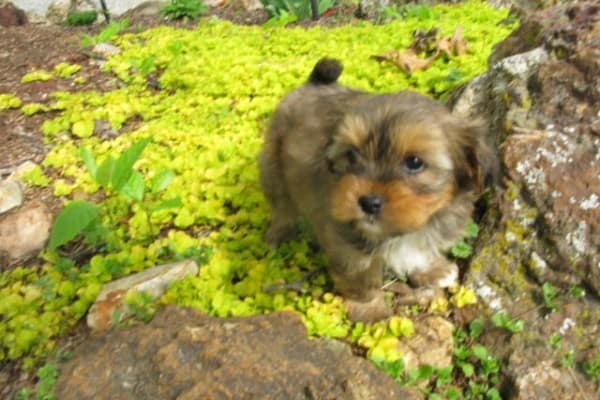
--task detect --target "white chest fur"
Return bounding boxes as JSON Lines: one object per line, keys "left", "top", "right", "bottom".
{"left": 377, "top": 231, "right": 458, "bottom": 288}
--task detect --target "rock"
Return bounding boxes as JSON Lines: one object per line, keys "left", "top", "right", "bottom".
{"left": 120, "top": 1, "right": 166, "bottom": 20}
{"left": 45, "top": 0, "right": 70, "bottom": 24}
{"left": 239, "top": 0, "right": 263, "bottom": 12}
{"left": 57, "top": 306, "right": 420, "bottom": 399}
{"left": 396, "top": 316, "right": 454, "bottom": 371}
{"left": 87, "top": 259, "right": 199, "bottom": 330}
{"left": 0, "top": 2, "right": 27, "bottom": 26}
{"left": 449, "top": 2, "right": 600, "bottom": 398}
{"left": 0, "top": 179, "right": 23, "bottom": 214}
{"left": 92, "top": 42, "right": 121, "bottom": 59}
{"left": 357, "top": 0, "right": 389, "bottom": 19}
{"left": 513, "top": 360, "right": 590, "bottom": 400}
{"left": 0, "top": 202, "right": 52, "bottom": 266}
{"left": 486, "top": 0, "right": 580, "bottom": 14}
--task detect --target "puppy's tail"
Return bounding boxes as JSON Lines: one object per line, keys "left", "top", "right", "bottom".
{"left": 308, "top": 58, "right": 342, "bottom": 85}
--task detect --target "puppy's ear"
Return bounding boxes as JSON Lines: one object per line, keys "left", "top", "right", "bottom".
{"left": 453, "top": 119, "right": 499, "bottom": 194}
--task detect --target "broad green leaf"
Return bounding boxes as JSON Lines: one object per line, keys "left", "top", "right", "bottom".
{"left": 48, "top": 200, "right": 98, "bottom": 250}
{"left": 469, "top": 318, "right": 484, "bottom": 339}
{"left": 80, "top": 147, "right": 97, "bottom": 179}
{"left": 111, "top": 137, "right": 150, "bottom": 191}
{"left": 150, "top": 169, "right": 174, "bottom": 193}
{"left": 150, "top": 197, "right": 183, "bottom": 211}
{"left": 459, "top": 362, "right": 474, "bottom": 377}
{"left": 95, "top": 155, "right": 115, "bottom": 188}
{"left": 120, "top": 170, "right": 145, "bottom": 201}
{"left": 472, "top": 344, "right": 489, "bottom": 360}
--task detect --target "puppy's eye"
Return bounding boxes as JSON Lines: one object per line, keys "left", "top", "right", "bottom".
{"left": 346, "top": 148, "right": 359, "bottom": 164}
{"left": 403, "top": 155, "right": 425, "bottom": 173}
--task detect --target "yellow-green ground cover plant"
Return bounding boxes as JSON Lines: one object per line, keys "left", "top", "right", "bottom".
{"left": 1, "top": 1, "right": 517, "bottom": 396}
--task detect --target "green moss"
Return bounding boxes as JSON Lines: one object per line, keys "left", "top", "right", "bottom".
{"left": 21, "top": 70, "right": 53, "bottom": 83}
{"left": 2, "top": 0, "right": 516, "bottom": 367}
{"left": 53, "top": 62, "right": 82, "bottom": 78}
{"left": 0, "top": 93, "right": 22, "bottom": 110}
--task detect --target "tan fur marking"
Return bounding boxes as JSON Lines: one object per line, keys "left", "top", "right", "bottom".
{"left": 394, "top": 124, "right": 446, "bottom": 156}
{"left": 380, "top": 181, "right": 455, "bottom": 232}
{"left": 338, "top": 115, "right": 369, "bottom": 148}
{"left": 331, "top": 174, "right": 455, "bottom": 233}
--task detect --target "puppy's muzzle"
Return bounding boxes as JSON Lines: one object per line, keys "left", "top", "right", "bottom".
{"left": 358, "top": 194, "right": 384, "bottom": 215}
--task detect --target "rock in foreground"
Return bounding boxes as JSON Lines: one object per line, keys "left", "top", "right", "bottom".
{"left": 55, "top": 306, "right": 419, "bottom": 399}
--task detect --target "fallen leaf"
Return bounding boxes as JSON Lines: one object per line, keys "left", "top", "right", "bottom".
{"left": 452, "top": 26, "right": 468, "bottom": 55}
{"left": 437, "top": 26, "right": 468, "bottom": 57}
{"left": 409, "top": 28, "right": 439, "bottom": 54}
{"left": 371, "top": 49, "right": 439, "bottom": 74}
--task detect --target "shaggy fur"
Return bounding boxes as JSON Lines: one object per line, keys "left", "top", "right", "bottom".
{"left": 259, "top": 58, "right": 494, "bottom": 322}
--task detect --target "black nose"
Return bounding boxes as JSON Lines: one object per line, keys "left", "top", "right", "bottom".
{"left": 358, "top": 195, "right": 384, "bottom": 215}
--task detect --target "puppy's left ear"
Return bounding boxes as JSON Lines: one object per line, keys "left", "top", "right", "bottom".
{"left": 453, "top": 119, "right": 499, "bottom": 194}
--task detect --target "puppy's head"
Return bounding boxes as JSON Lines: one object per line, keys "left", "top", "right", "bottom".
{"left": 327, "top": 92, "right": 494, "bottom": 240}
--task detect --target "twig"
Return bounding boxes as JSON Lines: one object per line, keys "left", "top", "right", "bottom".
{"left": 99, "top": 0, "right": 110, "bottom": 23}
{"left": 262, "top": 266, "right": 325, "bottom": 294}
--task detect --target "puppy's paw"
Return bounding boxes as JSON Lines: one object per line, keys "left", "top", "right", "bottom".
{"left": 408, "top": 259, "right": 458, "bottom": 288}
{"left": 345, "top": 293, "right": 392, "bottom": 323}
{"left": 265, "top": 223, "right": 297, "bottom": 248}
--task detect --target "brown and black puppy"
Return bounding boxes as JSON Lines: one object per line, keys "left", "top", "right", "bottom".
{"left": 259, "top": 58, "right": 494, "bottom": 322}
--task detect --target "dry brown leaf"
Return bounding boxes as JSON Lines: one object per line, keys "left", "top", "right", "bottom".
{"left": 437, "top": 26, "right": 468, "bottom": 57}
{"left": 452, "top": 26, "right": 468, "bottom": 56}
{"left": 371, "top": 49, "right": 439, "bottom": 74}
{"left": 409, "top": 28, "right": 439, "bottom": 54}
{"left": 372, "top": 26, "right": 467, "bottom": 74}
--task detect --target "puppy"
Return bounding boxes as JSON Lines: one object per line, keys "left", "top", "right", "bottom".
{"left": 259, "top": 58, "right": 494, "bottom": 322}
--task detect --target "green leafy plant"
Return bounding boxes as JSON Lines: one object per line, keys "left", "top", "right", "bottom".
{"left": 65, "top": 10, "right": 98, "bottom": 26}
{"left": 491, "top": 312, "right": 524, "bottom": 334}
{"left": 262, "top": 0, "right": 336, "bottom": 20}
{"left": 582, "top": 355, "right": 600, "bottom": 383}
{"left": 81, "top": 137, "right": 151, "bottom": 200}
{"left": 161, "top": 0, "right": 207, "bottom": 22}
{"left": 374, "top": 319, "right": 502, "bottom": 399}
{"left": 81, "top": 18, "right": 129, "bottom": 47}
{"left": 15, "top": 388, "right": 31, "bottom": 400}
{"left": 450, "top": 220, "right": 479, "bottom": 258}
{"left": 568, "top": 286, "right": 585, "bottom": 298}
{"left": 377, "top": 4, "right": 437, "bottom": 23}
{"left": 35, "top": 363, "right": 58, "bottom": 400}
{"left": 48, "top": 200, "right": 102, "bottom": 251}
{"left": 125, "top": 290, "right": 157, "bottom": 322}
{"left": 541, "top": 282, "right": 559, "bottom": 312}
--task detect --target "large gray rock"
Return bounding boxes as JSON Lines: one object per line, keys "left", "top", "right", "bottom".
{"left": 56, "top": 306, "right": 420, "bottom": 399}
{"left": 449, "top": 2, "right": 599, "bottom": 398}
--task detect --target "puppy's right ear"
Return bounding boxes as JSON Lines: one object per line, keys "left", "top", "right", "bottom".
{"left": 454, "top": 120, "right": 500, "bottom": 194}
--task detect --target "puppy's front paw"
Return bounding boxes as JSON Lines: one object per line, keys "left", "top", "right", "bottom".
{"left": 265, "top": 222, "right": 297, "bottom": 248}
{"left": 345, "top": 293, "right": 392, "bottom": 323}
{"left": 408, "top": 259, "right": 458, "bottom": 288}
